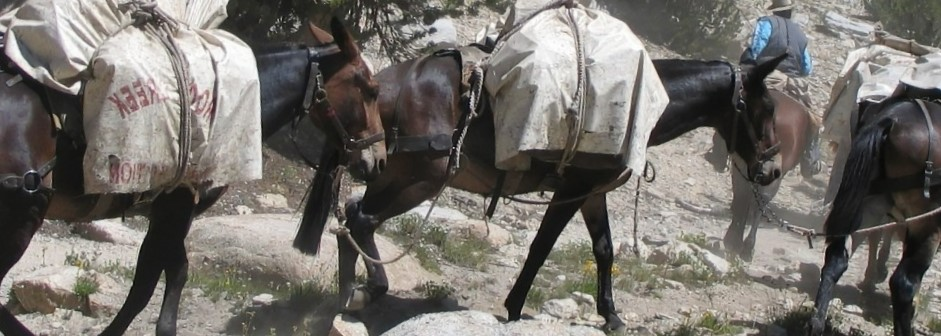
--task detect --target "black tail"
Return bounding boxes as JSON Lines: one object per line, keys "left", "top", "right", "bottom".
{"left": 292, "top": 147, "right": 340, "bottom": 255}
{"left": 823, "top": 117, "right": 893, "bottom": 243}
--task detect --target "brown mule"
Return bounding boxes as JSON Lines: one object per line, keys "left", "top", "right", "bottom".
{"left": 706, "top": 89, "right": 823, "bottom": 261}
{"left": 0, "top": 17, "right": 382, "bottom": 336}
{"left": 292, "top": 49, "right": 790, "bottom": 331}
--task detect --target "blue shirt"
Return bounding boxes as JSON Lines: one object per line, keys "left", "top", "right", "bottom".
{"left": 746, "top": 17, "right": 813, "bottom": 76}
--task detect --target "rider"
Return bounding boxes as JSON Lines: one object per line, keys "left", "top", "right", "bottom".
{"left": 705, "top": 0, "right": 817, "bottom": 173}
{"left": 741, "top": 0, "right": 813, "bottom": 104}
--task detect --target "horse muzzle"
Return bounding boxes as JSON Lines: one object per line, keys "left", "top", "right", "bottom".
{"left": 347, "top": 144, "right": 386, "bottom": 182}
{"left": 750, "top": 157, "right": 782, "bottom": 186}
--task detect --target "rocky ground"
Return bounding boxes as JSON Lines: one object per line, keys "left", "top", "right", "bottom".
{"left": 4, "top": 0, "right": 941, "bottom": 335}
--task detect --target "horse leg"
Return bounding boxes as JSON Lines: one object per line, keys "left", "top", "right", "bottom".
{"left": 889, "top": 223, "right": 940, "bottom": 336}
{"left": 875, "top": 228, "right": 897, "bottom": 282}
{"left": 152, "top": 188, "right": 202, "bottom": 336}
{"left": 742, "top": 179, "right": 781, "bottom": 261}
{"left": 723, "top": 166, "right": 751, "bottom": 259}
{"left": 338, "top": 156, "right": 449, "bottom": 311}
{"left": 857, "top": 231, "right": 881, "bottom": 292}
{"left": 0, "top": 188, "right": 52, "bottom": 336}
{"left": 101, "top": 188, "right": 197, "bottom": 336}
{"left": 579, "top": 193, "right": 625, "bottom": 331}
{"left": 504, "top": 182, "right": 588, "bottom": 322}
{"left": 809, "top": 236, "right": 850, "bottom": 335}
{"left": 856, "top": 198, "right": 892, "bottom": 290}
{"left": 705, "top": 131, "right": 729, "bottom": 173}
{"left": 337, "top": 198, "right": 396, "bottom": 311}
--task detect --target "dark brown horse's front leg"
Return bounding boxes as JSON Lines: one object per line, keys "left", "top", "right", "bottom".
{"left": 889, "top": 224, "right": 940, "bottom": 336}
{"left": 723, "top": 167, "right": 752, "bottom": 259}
{"left": 337, "top": 198, "right": 387, "bottom": 311}
{"left": 504, "top": 182, "right": 586, "bottom": 323}
{"left": 742, "top": 179, "right": 781, "bottom": 261}
{"left": 580, "top": 193, "right": 625, "bottom": 331}
{"left": 101, "top": 187, "right": 197, "bottom": 336}
{"left": 0, "top": 188, "right": 52, "bottom": 336}
{"left": 809, "top": 236, "right": 850, "bottom": 336}
{"left": 338, "top": 154, "right": 450, "bottom": 311}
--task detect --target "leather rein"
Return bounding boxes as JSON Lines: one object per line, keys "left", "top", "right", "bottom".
{"left": 727, "top": 64, "right": 781, "bottom": 176}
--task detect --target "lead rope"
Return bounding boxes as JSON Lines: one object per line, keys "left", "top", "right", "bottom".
{"left": 630, "top": 162, "right": 656, "bottom": 257}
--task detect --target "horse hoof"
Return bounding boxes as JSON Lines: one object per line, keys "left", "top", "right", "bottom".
{"left": 877, "top": 268, "right": 889, "bottom": 282}
{"left": 342, "top": 287, "right": 372, "bottom": 312}
{"left": 740, "top": 251, "right": 754, "bottom": 263}
{"left": 807, "top": 317, "right": 826, "bottom": 336}
{"left": 858, "top": 279, "right": 877, "bottom": 293}
{"left": 602, "top": 317, "right": 626, "bottom": 332}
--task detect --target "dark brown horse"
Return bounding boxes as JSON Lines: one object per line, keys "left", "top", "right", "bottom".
{"left": 703, "top": 89, "right": 823, "bottom": 261}
{"left": 0, "top": 18, "right": 384, "bottom": 336}
{"left": 809, "top": 97, "right": 941, "bottom": 336}
{"left": 291, "top": 46, "right": 788, "bottom": 331}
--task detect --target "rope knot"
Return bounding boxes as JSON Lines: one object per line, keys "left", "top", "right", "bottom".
{"left": 329, "top": 225, "right": 350, "bottom": 237}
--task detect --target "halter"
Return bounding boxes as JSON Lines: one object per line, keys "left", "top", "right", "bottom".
{"left": 727, "top": 64, "right": 781, "bottom": 175}
{"left": 301, "top": 44, "right": 385, "bottom": 155}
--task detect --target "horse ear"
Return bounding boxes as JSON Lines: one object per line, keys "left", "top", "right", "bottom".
{"left": 330, "top": 16, "right": 361, "bottom": 62}
{"left": 749, "top": 52, "right": 788, "bottom": 83}
{"left": 307, "top": 21, "right": 334, "bottom": 45}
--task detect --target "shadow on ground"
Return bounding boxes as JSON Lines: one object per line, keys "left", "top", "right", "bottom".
{"left": 225, "top": 290, "right": 468, "bottom": 335}
{"left": 749, "top": 261, "right": 894, "bottom": 328}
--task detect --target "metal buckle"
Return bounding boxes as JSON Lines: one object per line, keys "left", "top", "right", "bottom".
{"left": 22, "top": 170, "right": 42, "bottom": 193}
{"left": 925, "top": 161, "right": 934, "bottom": 199}
{"left": 302, "top": 62, "right": 322, "bottom": 111}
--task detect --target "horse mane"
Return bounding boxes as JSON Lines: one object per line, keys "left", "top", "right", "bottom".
{"left": 652, "top": 59, "right": 733, "bottom": 81}
{"left": 653, "top": 59, "right": 735, "bottom": 95}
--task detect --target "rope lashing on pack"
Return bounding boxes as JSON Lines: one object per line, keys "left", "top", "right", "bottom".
{"left": 120, "top": 0, "right": 194, "bottom": 192}
{"left": 556, "top": 3, "right": 588, "bottom": 176}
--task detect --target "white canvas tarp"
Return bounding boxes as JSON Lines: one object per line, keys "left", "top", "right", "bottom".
{"left": 82, "top": 27, "right": 262, "bottom": 194}
{"left": 2, "top": 0, "right": 228, "bottom": 94}
{"left": 822, "top": 44, "right": 919, "bottom": 143}
{"left": 899, "top": 52, "right": 941, "bottom": 92}
{"left": 483, "top": 0, "right": 669, "bottom": 173}
{"left": 3, "top": 0, "right": 262, "bottom": 194}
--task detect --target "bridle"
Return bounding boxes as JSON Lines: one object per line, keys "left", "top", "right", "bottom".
{"left": 727, "top": 64, "right": 781, "bottom": 176}
{"left": 300, "top": 44, "right": 384, "bottom": 155}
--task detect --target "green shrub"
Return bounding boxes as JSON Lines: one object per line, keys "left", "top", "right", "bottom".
{"left": 600, "top": 0, "right": 744, "bottom": 59}
{"left": 867, "top": 0, "right": 941, "bottom": 47}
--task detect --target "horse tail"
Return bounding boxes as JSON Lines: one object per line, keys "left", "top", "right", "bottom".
{"left": 292, "top": 148, "right": 340, "bottom": 255}
{"left": 823, "top": 117, "right": 893, "bottom": 243}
